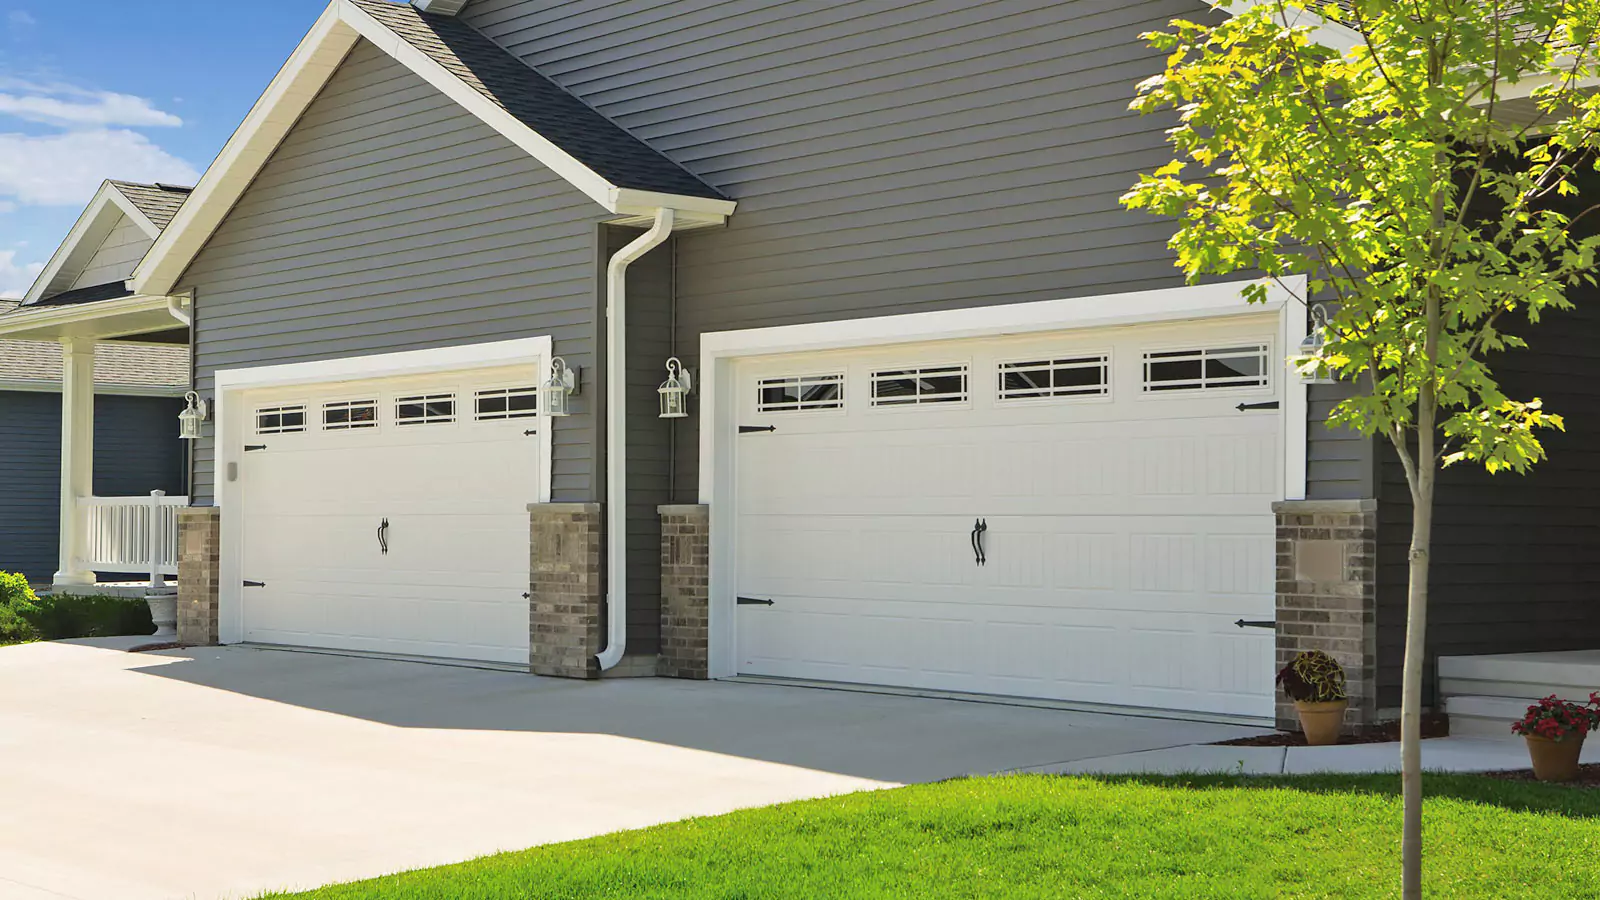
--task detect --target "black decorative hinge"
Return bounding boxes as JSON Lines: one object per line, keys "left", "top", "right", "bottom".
{"left": 739, "top": 425, "right": 777, "bottom": 434}
{"left": 244, "top": 580, "right": 266, "bottom": 588}
{"left": 523, "top": 429, "right": 538, "bottom": 437}
{"left": 737, "top": 596, "right": 775, "bottom": 606}
{"left": 1235, "top": 401, "right": 1280, "bottom": 412}
{"left": 244, "top": 444, "right": 267, "bottom": 452}
{"left": 1235, "top": 619, "right": 1276, "bottom": 629}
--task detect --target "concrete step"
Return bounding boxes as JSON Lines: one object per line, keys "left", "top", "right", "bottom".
{"left": 1443, "top": 695, "right": 1541, "bottom": 739}
{"left": 1438, "top": 651, "right": 1600, "bottom": 698}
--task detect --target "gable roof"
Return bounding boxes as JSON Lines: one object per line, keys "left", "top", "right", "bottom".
{"left": 22, "top": 179, "right": 191, "bottom": 306}
{"left": 130, "top": 0, "right": 736, "bottom": 297}
{"left": 0, "top": 301, "right": 189, "bottom": 393}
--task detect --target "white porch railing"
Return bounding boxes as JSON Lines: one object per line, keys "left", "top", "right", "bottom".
{"left": 81, "top": 492, "right": 188, "bottom": 588}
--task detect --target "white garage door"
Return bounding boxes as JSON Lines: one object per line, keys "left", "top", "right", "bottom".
{"left": 735, "top": 315, "right": 1281, "bottom": 719}
{"left": 239, "top": 367, "right": 540, "bottom": 664}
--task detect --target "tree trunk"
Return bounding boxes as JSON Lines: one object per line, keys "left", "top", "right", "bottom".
{"left": 1400, "top": 466, "right": 1433, "bottom": 900}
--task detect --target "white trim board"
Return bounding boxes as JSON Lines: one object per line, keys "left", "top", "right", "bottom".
{"left": 696, "top": 277, "right": 1309, "bottom": 680}
{"left": 129, "top": 0, "right": 733, "bottom": 297}
{"left": 212, "top": 337, "right": 554, "bottom": 645}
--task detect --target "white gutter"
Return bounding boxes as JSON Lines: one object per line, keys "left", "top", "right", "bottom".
{"left": 596, "top": 207, "right": 677, "bottom": 671}
{"left": 166, "top": 292, "right": 193, "bottom": 327}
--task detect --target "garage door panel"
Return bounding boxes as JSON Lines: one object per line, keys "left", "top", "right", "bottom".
{"left": 736, "top": 316, "right": 1282, "bottom": 719}
{"left": 240, "top": 366, "right": 537, "bottom": 664}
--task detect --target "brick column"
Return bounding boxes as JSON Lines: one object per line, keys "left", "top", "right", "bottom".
{"left": 176, "top": 507, "right": 221, "bottom": 646}
{"left": 529, "top": 503, "right": 604, "bottom": 679}
{"left": 1273, "top": 499, "right": 1378, "bottom": 733}
{"left": 658, "top": 505, "right": 710, "bottom": 679}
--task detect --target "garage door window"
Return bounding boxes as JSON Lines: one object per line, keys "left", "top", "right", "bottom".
{"left": 323, "top": 399, "right": 377, "bottom": 430}
{"left": 475, "top": 387, "right": 538, "bottom": 421}
{"left": 758, "top": 374, "right": 845, "bottom": 412}
{"left": 256, "top": 405, "right": 307, "bottom": 434}
{"left": 998, "top": 355, "right": 1110, "bottom": 401}
{"left": 871, "top": 365, "right": 968, "bottom": 407}
{"left": 1143, "top": 345, "right": 1269, "bottom": 393}
{"left": 395, "top": 393, "right": 456, "bottom": 425}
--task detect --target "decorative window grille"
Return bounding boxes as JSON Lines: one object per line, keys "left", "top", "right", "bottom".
{"left": 255, "top": 405, "right": 307, "bottom": 434}
{"left": 475, "top": 386, "right": 539, "bottom": 421}
{"left": 997, "top": 355, "right": 1110, "bottom": 400}
{"left": 870, "top": 364, "right": 969, "bottom": 407}
{"left": 323, "top": 399, "right": 378, "bottom": 430}
{"left": 1143, "top": 345, "right": 1270, "bottom": 392}
{"left": 394, "top": 393, "right": 456, "bottom": 425}
{"left": 757, "top": 374, "right": 845, "bottom": 412}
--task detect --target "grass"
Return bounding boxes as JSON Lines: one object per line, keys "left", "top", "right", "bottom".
{"left": 263, "top": 772, "right": 1600, "bottom": 899}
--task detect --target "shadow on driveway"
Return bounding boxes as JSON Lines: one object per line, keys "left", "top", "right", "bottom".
{"left": 128, "top": 644, "right": 1259, "bottom": 783}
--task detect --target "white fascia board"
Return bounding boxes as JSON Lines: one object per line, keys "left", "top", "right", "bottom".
{"left": 336, "top": 0, "right": 621, "bottom": 211}
{"left": 1214, "top": 1, "right": 1361, "bottom": 53}
{"left": 0, "top": 295, "right": 174, "bottom": 340}
{"left": 132, "top": 0, "right": 726, "bottom": 297}
{"left": 130, "top": 4, "right": 359, "bottom": 297}
{"left": 23, "top": 182, "right": 140, "bottom": 304}
{"left": 104, "top": 186, "right": 162, "bottom": 239}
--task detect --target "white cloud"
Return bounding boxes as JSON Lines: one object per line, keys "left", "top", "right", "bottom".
{"left": 0, "top": 80, "right": 181, "bottom": 128}
{"left": 0, "top": 248, "right": 44, "bottom": 299}
{"left": 0, "top": 128, "right": 199, "bottom": 207}
{"left": 6, "top": 11, "right": 36, "bottom": 28}
{"left": 0, "top": 200, "right": 13, "bottom": 214}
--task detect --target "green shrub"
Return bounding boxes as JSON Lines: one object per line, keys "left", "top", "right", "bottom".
{"left": 0, "top": 572, "right": 40, "bottom": 644}
{"left": 24, "top": 592, "right": 154, "bottom": 641}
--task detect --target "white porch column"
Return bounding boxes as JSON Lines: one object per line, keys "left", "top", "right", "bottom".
{"left": 53, "top": 337, "right": 97, "bottom": 587}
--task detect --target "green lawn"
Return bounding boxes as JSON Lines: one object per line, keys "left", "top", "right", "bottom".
{"left": 265, "top": 773, "right": 1600, "bottom": 899}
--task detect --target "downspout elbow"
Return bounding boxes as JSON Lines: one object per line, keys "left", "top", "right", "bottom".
{"left": 595, "top": 207, "right": 677, "bottom": 672}
{"left": 166, "top": 292, "right": 193, "bottom": 327}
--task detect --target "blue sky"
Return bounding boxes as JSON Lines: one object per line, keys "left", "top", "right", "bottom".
{"left": 0, "top": 0, "right": 330, "bottom": 296}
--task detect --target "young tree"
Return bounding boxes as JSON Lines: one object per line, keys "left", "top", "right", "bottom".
{"left": 1121, "top": 1, "right": 1600, "bottom": 896}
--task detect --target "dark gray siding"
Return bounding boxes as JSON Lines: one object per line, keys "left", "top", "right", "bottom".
{"left": 458, "top": 0, "right": 1359, "bottom": 501}
{"left": 611, "top": 227, "right": 675, "bottom": 654}
{"left": 1307, "top": 382, "right": 1377, "bottom": 501}
{"left": 180, "top": 39, "right": 608, "bottom": 505}
{"left": 1375, "top": 297, "right": 1600, "bottom": 709}
{"left": 0, "top": 392, "right": 186, "bottom": 584}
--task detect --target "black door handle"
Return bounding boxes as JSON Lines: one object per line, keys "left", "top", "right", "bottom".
{"left": 378, "top": 518, "right": 389, "bottom": 555}
{"left": 971, "top": 519, "right": 988, "bottom": 566}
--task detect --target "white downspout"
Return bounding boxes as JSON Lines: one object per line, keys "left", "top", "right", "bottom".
{"left": 596, "top": 207, "right": 677, "bottom": 671}
{"left": 166, "top": 291, "right": 193, "bottom": 327}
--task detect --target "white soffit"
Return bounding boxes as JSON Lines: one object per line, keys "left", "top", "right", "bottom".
{"left": 129, "top": 0, "right": 733, "bottom": 298}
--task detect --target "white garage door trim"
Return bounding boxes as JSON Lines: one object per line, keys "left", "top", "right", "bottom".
{"left": 212, "top": 337, "right": 552, "bottom": 646}
{"left": 698, "top": 278, "right": 1307, "bottom": 683}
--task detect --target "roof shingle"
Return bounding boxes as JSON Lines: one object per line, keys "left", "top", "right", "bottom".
{"left": 109, "top": 180, "right": 192, "bottom": 230}
{"left": 0, "top": 300, "right": 188, "bottom": 390}
{"left": 352, "top": 0, "right": 724, "bottom": 201}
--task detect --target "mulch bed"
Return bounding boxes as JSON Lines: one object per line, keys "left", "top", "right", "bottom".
{"left": 1482, "top": 764, "right": 1600, "bottom": 789}
{"left": 126, "top": 642, "right": 188, "bottom": 653}
{"left": 1214, "top": 712, "right": 1451, "bottom": 747}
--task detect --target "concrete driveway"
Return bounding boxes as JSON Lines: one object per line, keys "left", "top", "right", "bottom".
{"left": 0, "top": 639, "right": 1259, "bottom": 900}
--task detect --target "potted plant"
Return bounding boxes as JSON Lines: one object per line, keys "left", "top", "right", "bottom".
{"left": 1511, "top": 694, "right": 1599, "bottom": 782}
{"left": 1276, "top": 650, "right": 1349, "bottom": 746}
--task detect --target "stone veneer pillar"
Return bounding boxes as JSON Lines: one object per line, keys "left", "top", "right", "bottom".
{"left": 1273, "top": 499, "right": 1379, "bottom": 733}
{"left": 657, "top": 505, "right": 710, "bottom": 679}
{"left": 528, "top": 503, "right": 604, "bottom": 679}
{"left": 176, "top": 507, "right": 221, "bottom": 646}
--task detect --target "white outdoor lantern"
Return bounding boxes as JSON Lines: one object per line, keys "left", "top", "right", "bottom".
{"left": 1296, "top": 304, "right": 1338, "bottom": 385}
{"left": 658, "top": 357, "right": 693, "bottom": 419}
{"left": 541, "top": 357, "right": 579, "bottom": 417}
{"left": 178, "top": 391, "right": 208, "bottom": 440}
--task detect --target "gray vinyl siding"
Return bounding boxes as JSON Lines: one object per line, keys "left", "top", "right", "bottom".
{"left": 1374, "top": 299, "right": 1600, "bottom": 710}
{"left": 0, "top": 392, "right": 186, "bottom": 584}
{"left": 1307, "top": 384, "right": 1377, "bottom": 501}
{"left": 179, "top": 39, "right": 609, "bottom": 506}
{"left": 71, "top": 217, "right": 152, "bottom": 291}
{"left": 457, "top": 0, "right": 1356, "bottom": 502}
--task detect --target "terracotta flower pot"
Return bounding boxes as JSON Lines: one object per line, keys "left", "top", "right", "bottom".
{"left": 1295, "top": 699, "right": 1349, "bottom": 746}
{"left": 1525, "top": 734, "right": 1585, "bottom": 782}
